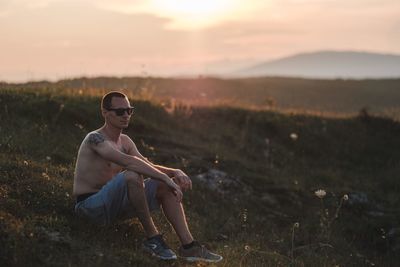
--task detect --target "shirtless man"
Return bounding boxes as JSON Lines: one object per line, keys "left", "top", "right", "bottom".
{"left": 73, "top": 91, "right": 222, "bottom": 262}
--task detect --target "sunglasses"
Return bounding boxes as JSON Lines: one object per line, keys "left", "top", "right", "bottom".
{"left": 106, "top": 107, "right": 134, "bottom": 116}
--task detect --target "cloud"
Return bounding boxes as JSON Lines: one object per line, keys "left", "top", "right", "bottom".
{"left": 89, "top": 0, "right": 268, "bottom": 30}
{"left": 0, "top": 0, "right": 399, "bottom": 81}
{"left": 0, "top": 0, "right": 66, "bottom": 18}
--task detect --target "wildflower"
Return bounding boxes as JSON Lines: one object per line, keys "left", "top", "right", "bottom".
{"left": 244, "top": 245, "right": 251, "bottom": 251}
{"left": 343, "top": 194, "right": 349, "bottom": 201}
{"left": 315, "top": 189, "right": 326, "bottom": 199}
{"left": 46, "top": 156, "right": 51, "bottom": 161}
{"left": 42, "top": 172, "right": 50, "bottom": 180}
{"left": 290, "top": 133, "right": 298, "bottom": 140}
{"left": 23, "top": 160, "right": 29, "bottom": 166}
{"left": 75, "top": 123, "right": 84, "bottom": 129}
{"left": 294, "top": 222, "right": 300, "bottom": 228}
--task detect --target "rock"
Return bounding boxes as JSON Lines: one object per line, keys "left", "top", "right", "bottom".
{"left": 37, "top": 226, "right": 71, "bottom": 244}
{"left": 347, "top": 192, "right": 387, "bottom": 219}
{"left": 348, "top": 192, "right": 369, "bottom": 206}
{"left": 194, "top": 168, "right": 248, "bottom": 194}
{"left": 216, "top": 233, "right": 228, "bottom": 240}
{"left": 387, "top": 228, "right": 400, "bottom": 251}
{"left": 366, "top": 211, "right": 385, "bottom": 217}
{"left": 388, "top": 228, "right": 400, "bottom": 237}
{"left": 260, "top": 193, "right": 278, "bottom": 206}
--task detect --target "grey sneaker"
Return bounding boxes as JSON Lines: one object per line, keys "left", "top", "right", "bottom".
{"left": 143, "top": 234, "right": 177, "bottom": 260}
{"left": 179, "top": 241, "right": 223, "bottom": 263}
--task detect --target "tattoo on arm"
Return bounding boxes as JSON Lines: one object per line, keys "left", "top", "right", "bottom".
{"left": 87, "top": 132, "right": 105, "bottom": 145}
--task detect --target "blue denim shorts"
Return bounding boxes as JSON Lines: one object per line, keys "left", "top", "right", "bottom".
{"left": 74, "top": 172, "right": 160, "bottom": 225}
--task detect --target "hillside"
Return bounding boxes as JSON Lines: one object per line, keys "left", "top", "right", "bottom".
{"left": 1, "top": 89, "right": 400, "bottom": 266}
{"left": 236, "top": 51, "right": 400, "bottom": 79}
{"left": 2, "top": 76, "right": 400, "bottom": 118}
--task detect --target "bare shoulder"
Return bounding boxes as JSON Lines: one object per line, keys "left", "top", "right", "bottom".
{"left": 121, "top": 134, "right": 135, "bottom": 153}
{"left": 85, "top": 131, "right": 106, "bottom": 146}
{"left": 121, "top": 134, "right": 134, "bottom": 146}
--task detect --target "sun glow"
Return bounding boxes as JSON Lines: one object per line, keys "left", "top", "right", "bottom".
{"left": 153, "top": 0, "right": 229, "bottom": 15}
{"left": 150, "top": 0, "right": 240, "bottom": 29}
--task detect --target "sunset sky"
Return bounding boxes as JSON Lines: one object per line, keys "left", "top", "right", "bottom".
{"left": 0, "top": 0, "right": 399, "bottom": 82}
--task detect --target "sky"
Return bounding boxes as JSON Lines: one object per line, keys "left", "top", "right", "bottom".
{"left": 0, "top": 0, "right": 399, "bottom": 82}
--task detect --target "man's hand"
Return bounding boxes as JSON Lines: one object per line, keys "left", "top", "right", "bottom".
{"left": 166, "top": 179, "right": 183, "bottom": 202}
{"left": 172, "top": 169, "right": 192, "bottom": 191}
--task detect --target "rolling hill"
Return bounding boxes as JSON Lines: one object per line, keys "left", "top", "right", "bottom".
{"left": 2, "top": 76, "right": 400, "bottom": 117}
{"left": 1, "top": 89, "right": 400, "bottom": 266}
{"left": 235, "top": 51, "right": 400, "bottom": 79}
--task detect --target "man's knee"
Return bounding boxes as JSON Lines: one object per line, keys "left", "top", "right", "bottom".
{"left": 124, "top": 171, "right": 144, "bottom": 187}
{"left": 156, "top": 181, "right": 179, "bottom": 198}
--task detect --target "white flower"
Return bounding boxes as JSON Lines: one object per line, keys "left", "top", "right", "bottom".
{"left": 343, "top": 194, "right": 349, "bottom": 201}
{"left": 42, "top": 172, "right": 50, "bottom": 180}
{"left": 294, "top": 222, "right": 300, "bottom": 228}
{"left": 244, "top": 245, "right": 251, "bottom": 251}
{"left": 290, "top": 133, "right": 298, "bottom": 140}
{"left": 315, "top": 189, "right": 326, "bottom": 199}
{"left": 46, "top": 156, "right": 51, "bottom": 161}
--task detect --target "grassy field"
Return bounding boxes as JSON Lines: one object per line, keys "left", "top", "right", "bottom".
{"left": 2, "top": 76, "right": 400, "bottom": 118}
{"left": 1, "top": 84, "right": 400, "bottom": 266}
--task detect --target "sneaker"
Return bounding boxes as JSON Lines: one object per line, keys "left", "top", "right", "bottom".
{"left": 179, "top": 241, "right": 223, "bottom": 263}
{"left": 142, "top": 234, "right": 177, "bottom": 260}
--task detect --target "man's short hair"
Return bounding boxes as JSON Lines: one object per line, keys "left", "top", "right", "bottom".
{"left": 101, "top": 91, "right": 128, "bottom": 109}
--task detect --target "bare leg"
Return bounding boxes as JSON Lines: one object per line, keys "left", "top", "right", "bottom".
{"left": 157, "top": 182, "right": 194, "bottom": 245}
{"left": 125, "top": 171, "right": 159, "bottom": 238}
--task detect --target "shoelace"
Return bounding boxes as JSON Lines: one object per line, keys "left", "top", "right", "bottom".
{"left": 152, "top": 234, "right": 170, "bottom": 250}
{"left": 191, "top": 241, "right": 208, "bottom": 256}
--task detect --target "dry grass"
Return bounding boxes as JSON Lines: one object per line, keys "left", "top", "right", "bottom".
{"left": 1, "top": 83, "right": 400, "bottom": 266}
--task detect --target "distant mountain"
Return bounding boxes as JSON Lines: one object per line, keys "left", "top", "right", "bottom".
{"left": 235, "top": 51, "right": 400, "bottom": 79}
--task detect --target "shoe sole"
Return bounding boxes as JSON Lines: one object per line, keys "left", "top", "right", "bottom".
{"left": 142, "top": 246, "right": 177, "bottom": 260}
{"left": 181, "top": 256, "right": 223, "bottom": 263}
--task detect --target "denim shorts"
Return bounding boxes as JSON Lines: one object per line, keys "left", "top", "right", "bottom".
{"left": 74, "top": 172, "right": 160, "bottom": 225}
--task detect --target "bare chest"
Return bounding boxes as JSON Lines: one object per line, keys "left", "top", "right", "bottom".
{"left": 106, "top": 141, "right": 128, "bottom": 172}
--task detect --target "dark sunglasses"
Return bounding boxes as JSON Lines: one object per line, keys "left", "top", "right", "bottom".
{"left": 106, "top": 107, "right": 134, "bottom": 116}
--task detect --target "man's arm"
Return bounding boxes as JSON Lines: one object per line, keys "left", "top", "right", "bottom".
{"left": 86, "top": 132, "right": 182, "bottom": 194}
{"left": 123, "top": 135, "right": 192, "bottom": 190}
